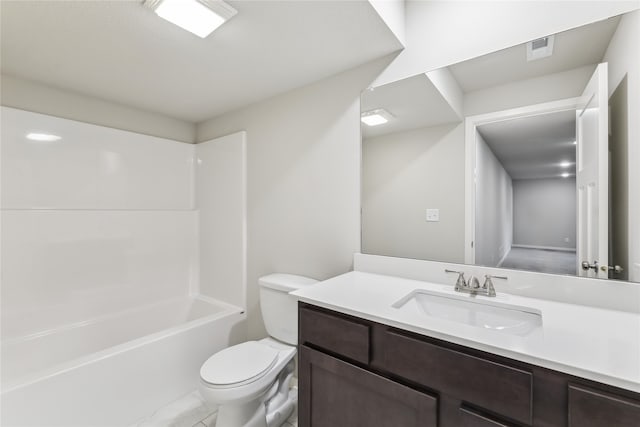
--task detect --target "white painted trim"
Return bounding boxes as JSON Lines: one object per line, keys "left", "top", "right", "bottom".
{"left": 512, "top": 244, "right": 576, "bottom": 252}
{"left": 464, "top": 97, "right": 581, "bottom": 266}
{"left": 464, "top": 118, "right": 476, "bottom": 264}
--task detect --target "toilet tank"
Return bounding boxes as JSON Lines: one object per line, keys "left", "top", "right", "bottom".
{"left": 259, "top": 273, "right": 318, "bottom": 345}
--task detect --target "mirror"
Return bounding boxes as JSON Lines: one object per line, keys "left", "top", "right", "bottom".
{"left": 361, "top": 12, "right": 639, "bottom": 282}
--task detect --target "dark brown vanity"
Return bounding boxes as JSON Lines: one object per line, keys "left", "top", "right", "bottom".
{"left": 298, "top": 302, "right": 640, "bottom": 427}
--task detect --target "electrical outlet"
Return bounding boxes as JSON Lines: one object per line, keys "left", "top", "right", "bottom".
{"left": 426, "top": 209, "right": 440, "bottom": 222}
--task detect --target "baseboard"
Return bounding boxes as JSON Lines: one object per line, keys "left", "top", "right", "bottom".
{"left": 511, "top": 244, "right": 576, "bottom": 253}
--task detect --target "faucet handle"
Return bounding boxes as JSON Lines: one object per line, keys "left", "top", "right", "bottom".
{"left": 467, "top": 275, "right": 481, "bottom": 289}
{"left": 483, "top": 274, "right": 507, "bottom": 297}
{"left": 445, "top": 269, "right": 466, "bottom": 291}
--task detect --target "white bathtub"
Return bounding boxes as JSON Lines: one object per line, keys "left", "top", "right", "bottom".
{"left": 1, "top": 296, "right": 245, "bottom": 426}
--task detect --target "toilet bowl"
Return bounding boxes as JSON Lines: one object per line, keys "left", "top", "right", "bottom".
{"left": 199, "top": 274, "right": 317, "bottom": 427}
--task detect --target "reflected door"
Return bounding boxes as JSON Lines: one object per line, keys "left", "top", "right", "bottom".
{"left": 576, "top": 63, "right": 609, "bottom": 279}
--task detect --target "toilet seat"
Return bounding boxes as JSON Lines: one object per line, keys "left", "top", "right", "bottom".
{"left": 200, "top": 341, "right": 279, "bottom": 388}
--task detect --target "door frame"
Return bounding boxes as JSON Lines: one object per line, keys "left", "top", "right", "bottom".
{"left": 464, "top": 97, "right": 581, "bottom": 264}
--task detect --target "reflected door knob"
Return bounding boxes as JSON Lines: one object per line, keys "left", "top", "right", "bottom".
{"left": 581, "top": 261, "right": 598, "bottom": 271}
{"left": 600, "top": 265, "right": 624, "bottom": 274}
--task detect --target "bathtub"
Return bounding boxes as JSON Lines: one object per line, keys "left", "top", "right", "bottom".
{"left": 1, "top": 296, "right": 245, "bottom": 426}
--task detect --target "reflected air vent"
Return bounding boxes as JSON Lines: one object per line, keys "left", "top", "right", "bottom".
{"left": 527, "top": 35, "right": 555, "bottom": 61}
{"left": 531, "top": 37, "right": 548, "bottom": 50}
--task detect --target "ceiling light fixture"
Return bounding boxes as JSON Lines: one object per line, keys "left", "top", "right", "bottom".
{"left": 26, "top": 133, "right": 62, "bottom": 142}
{"left": 361, "top": 109, "right": 394, "bottom": 127}
{"left": 143, "top": 0, "right": 237, "bottom": 38}
{"left": 561, "top": 172, "right": 570, "bottom": 178}
{"left": 559, "top": 161, "right": 572, "bottom": 168}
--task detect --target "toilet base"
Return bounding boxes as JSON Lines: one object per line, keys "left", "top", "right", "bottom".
{"left": 264, "top": 362, "right": 296, "bottom": 427}
{"left": 216, "top": 400, "right": 267, "bottom": 427}
{"left": 215, "top": 360, "right": 296, "bottom": 427}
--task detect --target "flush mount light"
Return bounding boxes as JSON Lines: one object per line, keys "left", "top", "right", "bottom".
{"left": 561, "top": 172, "right": 570, "bottom": 178}
{"left": 526, "top": 35, "right": 555, "bottom": 61}
{"left": 361, "top": 109, "right": 394, "bottom": 127}
{"left": 559, "top": 161, "right": 572, "bottom": 168}
{"left": 143, "top": 0, "right": 237, "bottom": 38}
{"left": 26, "top": 133, "right": 61, "bottom": 142}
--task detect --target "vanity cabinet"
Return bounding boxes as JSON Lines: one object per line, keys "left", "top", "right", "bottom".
{"left": 299, "top": 346, "right": 437, "bottom": 426}
{"left": 298, "top": 302, "right": 640, "bottom": 427}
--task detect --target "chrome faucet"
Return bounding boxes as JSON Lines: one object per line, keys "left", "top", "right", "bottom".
{"left": 482, "top": 274, "right": 507, "bottom": 297}
{"left": 445, "top": 269, "right": 467, "bottom": 292}
{"left": 445, "top": 270, "right": 506, "bottom": 297}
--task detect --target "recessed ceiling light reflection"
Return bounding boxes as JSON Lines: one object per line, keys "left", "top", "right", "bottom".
{"left": 561, "top": 172, "right": 570, "bottom": 178}
{"left": 26, "top": 133, "right": 62, "bottom": 142}
{"left": 144, "top": 0, "right": 237, "bottom": 38}
{"left": 361, "top": 109, "right": 394, "bottom": 127}
{"left": 559, "top": 161, "right": 572, "bottom": 168}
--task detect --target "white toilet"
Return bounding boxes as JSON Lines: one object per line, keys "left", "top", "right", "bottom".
{"left": 199, "top": 274, "right": 317, "bottom": 427}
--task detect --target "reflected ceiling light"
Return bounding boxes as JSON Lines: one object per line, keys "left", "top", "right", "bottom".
{"left": 361, "top": 109, "right": 393, "bottom": 127}
{"left": 573, "top": 141, "right": 577, "bottom": 145}
{"left": 561, "top": 172, "right": 570, "bottom": 178}
{"left": 559, "top": 161, "right": 572, "bottom": 168}
{"left": 26, "top": 133, "right": 61, "bottom": 142}
{"left": 144, "top": 0, "right": 237, "bottom": 38}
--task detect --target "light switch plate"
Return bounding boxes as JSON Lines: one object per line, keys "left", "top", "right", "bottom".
{"left": 426, "top": 209, "right": 439, "bottom": 222}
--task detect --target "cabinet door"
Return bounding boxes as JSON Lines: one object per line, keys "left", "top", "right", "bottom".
{"left": 299, "top": 346, "right": 437, "bottom": 427}
{"left": 569, "top": 384, "right": 640, "bottom": 427}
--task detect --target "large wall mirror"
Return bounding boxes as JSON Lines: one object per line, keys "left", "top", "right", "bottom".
{"left": 361, "top": 12, "right": 639, "bottom": 283}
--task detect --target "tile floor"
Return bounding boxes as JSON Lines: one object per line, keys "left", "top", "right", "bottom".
{"left": 131, "top": 388, "right": 298, "bottom": 427}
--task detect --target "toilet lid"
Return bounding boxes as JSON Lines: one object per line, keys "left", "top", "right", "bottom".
{"left": 200, "top": 341, "right": 279, "bottom": 386}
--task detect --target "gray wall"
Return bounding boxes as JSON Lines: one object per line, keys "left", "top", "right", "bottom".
{"left": 1, "top": 75, "right": 196, "bottom": 143}
{"left": 196, "top": 56, "right": 393, "bottom": 340}
{"left": 513, "top": 178, "right": 577, "bottom": 250}
{"left": 362, "top": 122, "right": 465, "bottom": 263}
{"left": 463, "top": 65, "right": 595, "bottom": 117}
{"left": 475, "top": 132, "right": 513, "bottom": 267}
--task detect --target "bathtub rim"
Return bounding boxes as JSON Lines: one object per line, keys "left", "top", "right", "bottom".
{"left": 1, "top": 294, "right": 244, "bottom": 393}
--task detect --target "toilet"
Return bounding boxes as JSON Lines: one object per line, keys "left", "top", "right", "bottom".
{"left": 199, "top": 274, "right": 317, "bottom": 427}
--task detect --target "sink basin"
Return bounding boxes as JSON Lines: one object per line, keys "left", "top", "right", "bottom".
{"left": 392, "top": 290, "right": 542, "bottom": 336}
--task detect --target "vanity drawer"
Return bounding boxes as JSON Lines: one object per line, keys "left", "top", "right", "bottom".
{"left": 299, "top": 346, "right": 437, "bottom": 427}
{"left": 379, "top": 328, "right": 533, "bottom": 425}
{"left": 568, "top": 384, "right": 640, "bottom": 427}
{"left": 299, "top": 305, "right": 370, "bottom": 364}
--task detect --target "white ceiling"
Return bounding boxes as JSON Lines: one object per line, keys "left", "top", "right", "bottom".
{"left": 478, "top": 110, "right": 576, "bottom": 180}
{"left": 0, "top": 0, "right": 403, "bottom": 123}
{"left": 361, "top": 73, "right": 461, "bottom": 139}
{"left": 449, "top": 15, "right": 620, "bottom": 93}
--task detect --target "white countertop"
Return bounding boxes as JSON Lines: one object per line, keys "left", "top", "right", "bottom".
{"left": 292, "top": 271, "right": 640, "bottom": 393}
